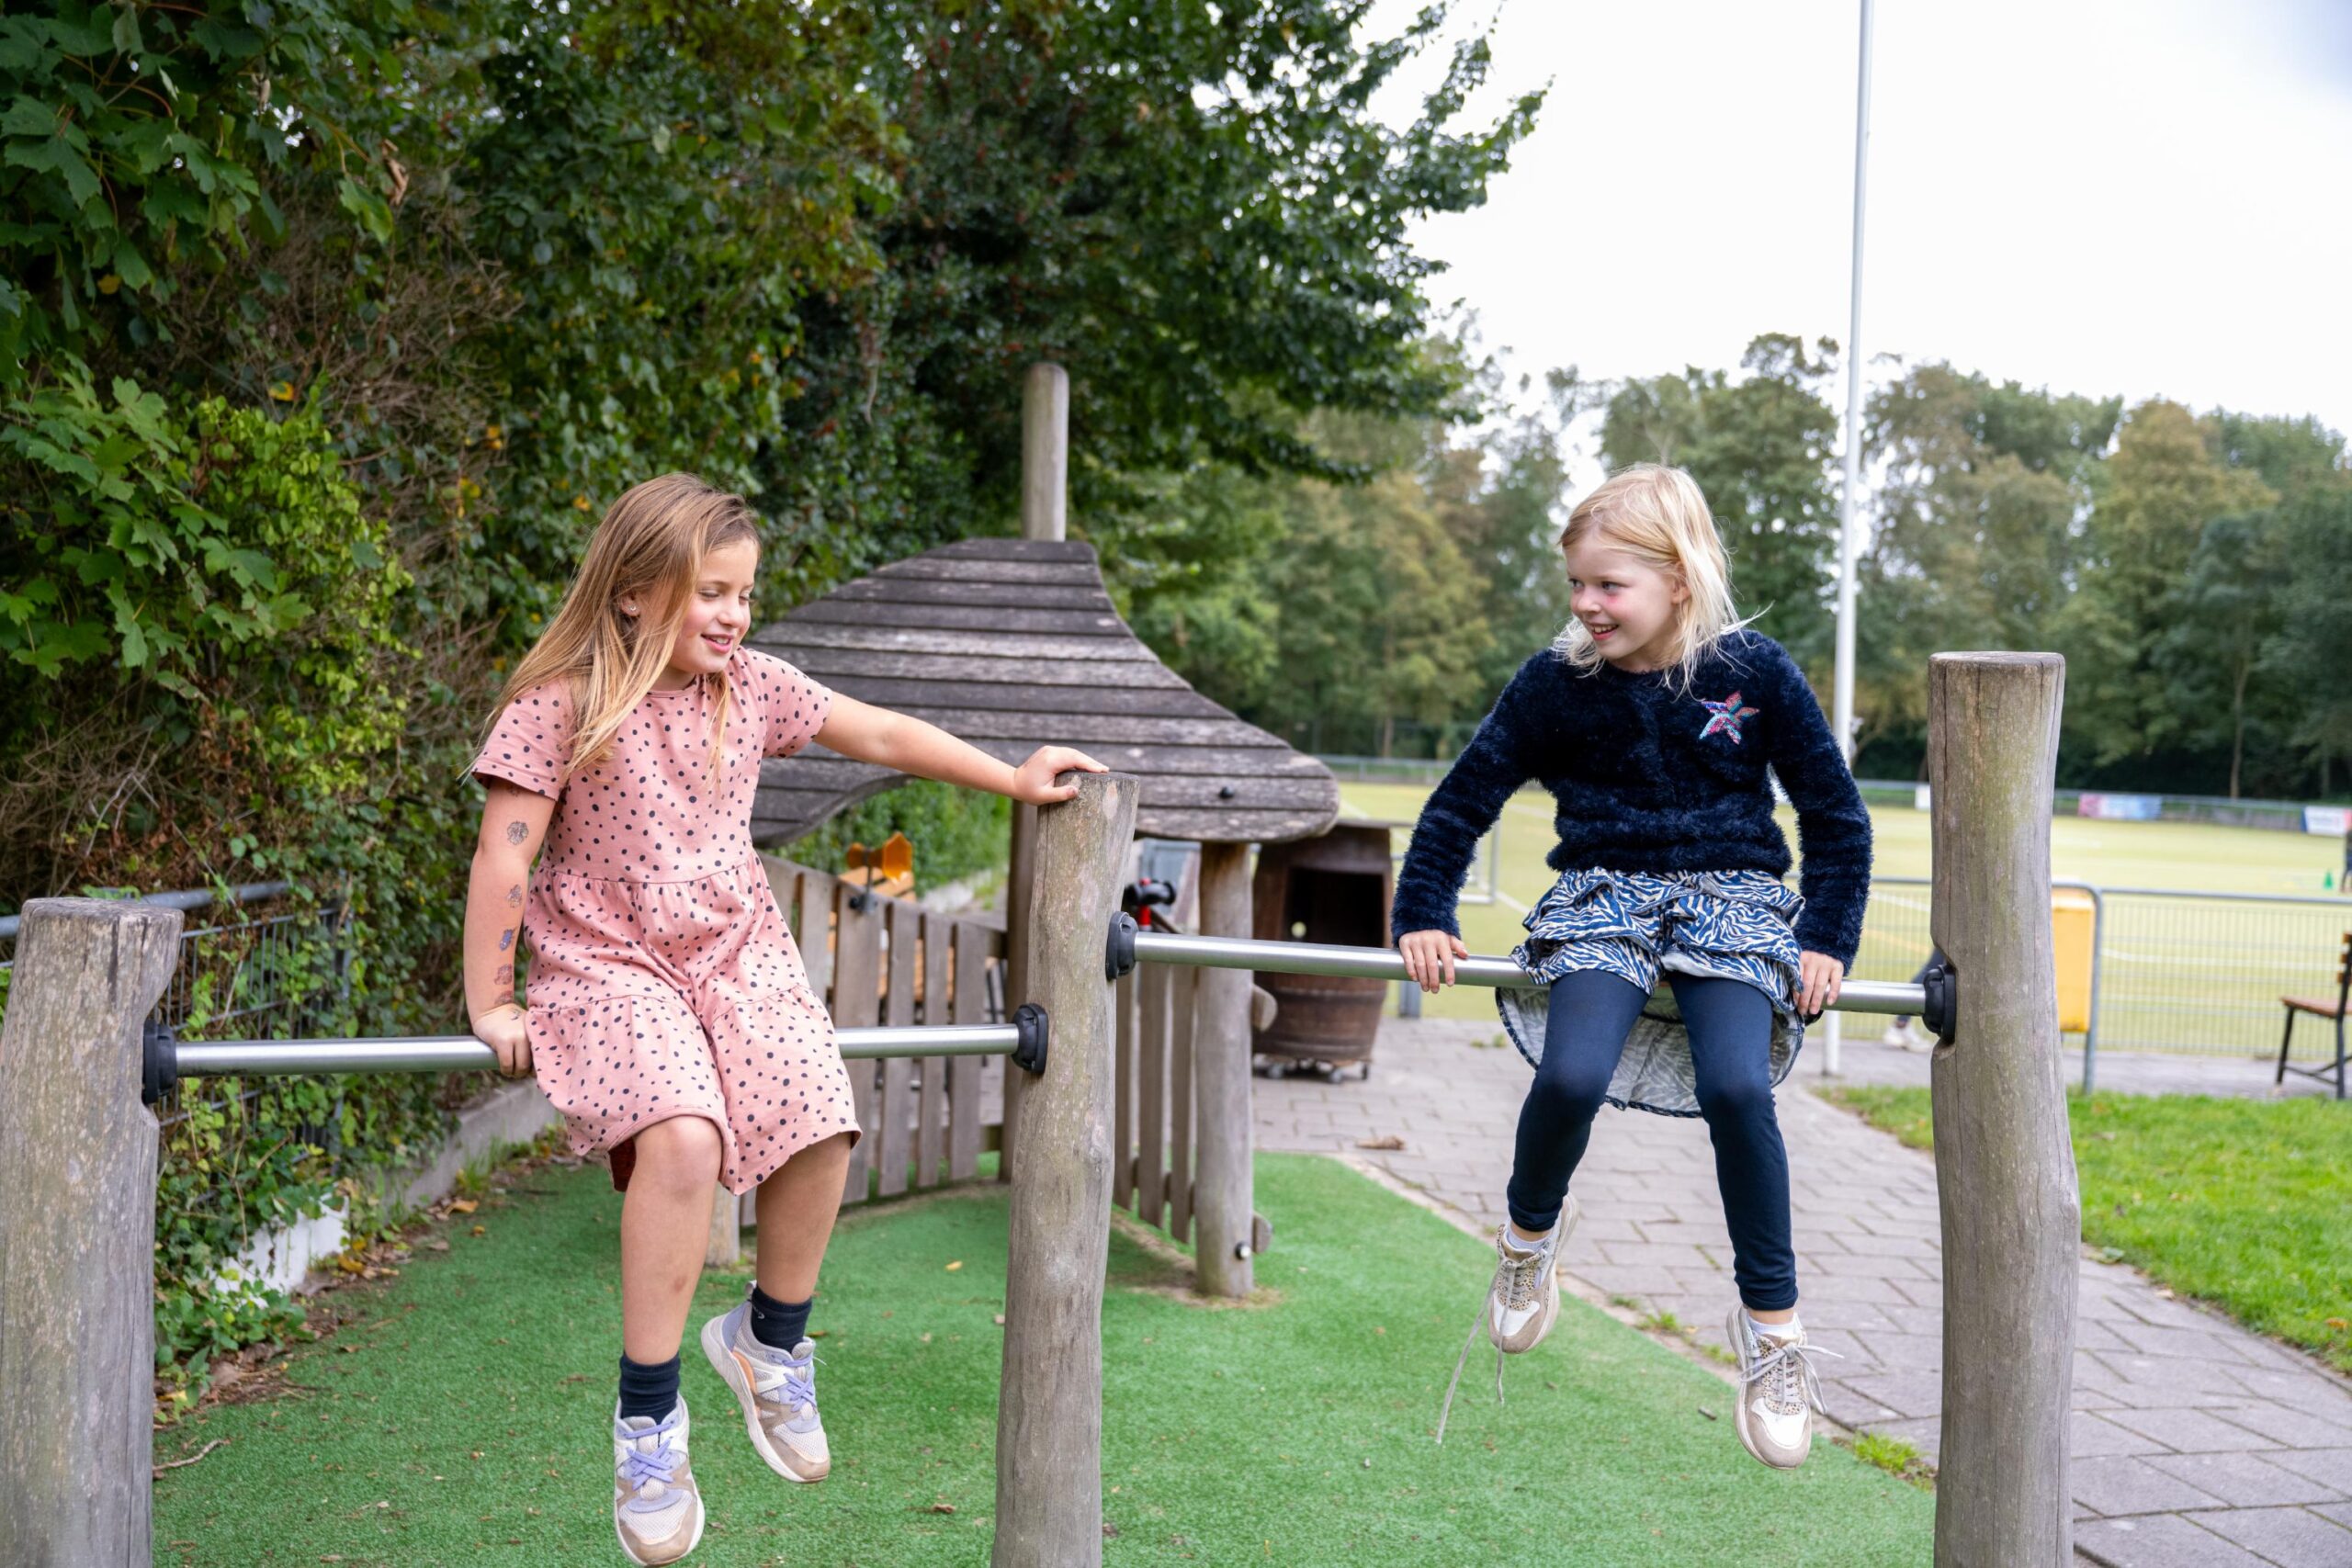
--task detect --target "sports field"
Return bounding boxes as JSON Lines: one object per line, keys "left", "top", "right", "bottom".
{"left": 1336, "top": 783, "right": 2351, "bottom": 1055}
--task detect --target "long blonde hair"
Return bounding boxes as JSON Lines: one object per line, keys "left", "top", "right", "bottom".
{"left": 481, "top": 473, "right": 762, "bottom": 789}
{"left": 1551, "top": 464, "right": 1751, "bottom": 693}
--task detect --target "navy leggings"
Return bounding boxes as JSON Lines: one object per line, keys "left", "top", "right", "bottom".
{"left": 1505, "top": 968, "right": 1797, "bottom": 1312}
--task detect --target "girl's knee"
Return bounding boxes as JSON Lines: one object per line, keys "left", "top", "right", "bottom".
{"left": 1526, "top": 1065, "right": 1611, "bottom": 1127}
{"left": 629, "top": 1115, "right": 723, "bottom": 1192}
{"left": 1695, "top": 1072, "right": 1774, "bottom": 1127}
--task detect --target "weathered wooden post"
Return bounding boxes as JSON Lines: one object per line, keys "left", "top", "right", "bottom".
{"left": 0, "top": 898, "right": 184, "bottom": 1567}
{"left": 994, "top": 771, "right": 1133, "bottom": 1568}
{"left": 1190, "top": 840, "right": 1254, "bottom": 1297}
{"left": 1002, "top": 359, "right": 1070, "bottom": 1177}
{"left": 1928, "top": 653, "right": 2078, "bottom": 1567}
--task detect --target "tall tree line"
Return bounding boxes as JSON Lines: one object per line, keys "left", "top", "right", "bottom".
{"left": 1180, "top": 333, "right": 2350, "bottom": 798}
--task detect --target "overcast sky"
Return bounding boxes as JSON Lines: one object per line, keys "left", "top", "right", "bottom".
{"left": 1370, "top": 0, "right": 2352, "bottom": 474}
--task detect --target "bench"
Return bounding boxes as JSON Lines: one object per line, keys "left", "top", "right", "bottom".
{"left": 2277, "top": 931, "right": 2349, "bottom": 1100}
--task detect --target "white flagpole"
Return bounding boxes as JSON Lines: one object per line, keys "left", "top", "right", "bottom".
{"left": 1826, "top": 0, "right": 1874, "bottom": 1077}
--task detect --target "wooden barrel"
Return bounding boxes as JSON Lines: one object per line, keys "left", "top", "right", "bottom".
{"left": 1250, "top": 823, "right": 1394, "bottom": 1066}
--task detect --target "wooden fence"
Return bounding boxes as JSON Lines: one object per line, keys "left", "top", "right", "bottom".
{"left": 757, "top": 857, "right": 1008, "bottom": 1210}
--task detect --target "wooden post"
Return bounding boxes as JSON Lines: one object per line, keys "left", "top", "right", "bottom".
{"left": 1021, "top": 362, "right": 1069, "bottom": 544}
{"left": 1928, "top": 653, "right": 2077, "bottom": 1567}
{"left": 1191, "top": 840, "right": 1255, "bottom": 1297}
{"left": 0, "top": 898, "right": 183, "bottom": 1567}
{"left": 705, "top": 1183, "right": 741, "bottom": 1268}
{"left": 993, "top": 772, "right": 1134, "bottom": 1568}
{"left": 1003, "top": 359, "right": 1068, "bottom": 1177}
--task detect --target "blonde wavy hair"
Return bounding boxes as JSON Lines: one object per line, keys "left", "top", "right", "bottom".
{"left": 480, "top": 473, "right": 762, "bottom": 790}
{"left": 1551, "top": 463, "right": 1751, "bottom": 694}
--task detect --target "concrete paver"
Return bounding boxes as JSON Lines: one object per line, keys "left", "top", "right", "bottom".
{"left": 1254, "top": 1014, "right": 2352, "bottom": 1567}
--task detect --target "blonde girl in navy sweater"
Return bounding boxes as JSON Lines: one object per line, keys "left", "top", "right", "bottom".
{"left": 1393, "top": 464, "right": 1871, "bottom": 1467}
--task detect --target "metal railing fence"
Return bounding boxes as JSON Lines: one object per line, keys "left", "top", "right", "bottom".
{"left": 1853, "top": 877, "right": 2350, "bottom": 1075}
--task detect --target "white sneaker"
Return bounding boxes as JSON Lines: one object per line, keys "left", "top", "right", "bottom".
{"left": 701, "top": 1297, "right": 831, "bottom": 1482}
{"left": 1436, "top": 1195, "right": 1580, "bottom": 1443}
{"left": 611, "top": 1401, "right": 704, "bottom": 1566}
{"left": 1725, "top": 1309, "right": 1841, "bottom": 1469}
{"left": 1486, "top": 1206, "right": 1575, "bottom": 1355}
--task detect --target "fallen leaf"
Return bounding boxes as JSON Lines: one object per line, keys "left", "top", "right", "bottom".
{"left": 1698, "top": 1405, "right": 1718, "bottom": 1422}
{"left": 925, "top": 1502, "right": 956, "bottom": 1515}
{"left": 425, "top": 1240, "right": 450, "bottom": 1253}
{"left": 470, "top": 1225, "right": 487, "bottom": 1236}
{"left": 920, "top": 1332, "right": 933, "bottom": 1344}
{"left": 993, "top": 1314, "right": 1006, "bottom": 1325}
{"left": 1355, "top": 1134, "right": 1407, "bottom": 1151}
{"left": 944, "top": 1260, "right": 963, "bottom": 1272}
{"left": 449, "top": 1200, "right": 479, "bottom": 1215}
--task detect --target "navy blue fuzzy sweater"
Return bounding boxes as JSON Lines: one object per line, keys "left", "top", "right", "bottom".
{"left": 1389, "top": 630, "right": 1873, "bottom": 967}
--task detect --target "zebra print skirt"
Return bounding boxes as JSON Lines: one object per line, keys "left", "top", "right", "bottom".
{"left": 1494, "top": 866, "right": 1807, "bottom": 1119}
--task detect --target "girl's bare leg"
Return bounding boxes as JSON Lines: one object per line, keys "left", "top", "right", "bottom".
{"left": 618, "top": 1115, "right": 724, "bottom": 1363}
{"left": 753, "top": 1131, "right": 854, "bottom": 1301}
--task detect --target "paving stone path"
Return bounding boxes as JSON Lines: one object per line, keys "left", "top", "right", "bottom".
{"left": 1254, "top": 1016, "right": 2352, "bottom": 1568}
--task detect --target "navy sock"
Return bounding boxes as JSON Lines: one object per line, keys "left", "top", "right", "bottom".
{"left": 749, "top": 1285, "right": 812, "bottom": 1350}
{"left": 616, "top": 1352, "right": 680, "bottom": 1422}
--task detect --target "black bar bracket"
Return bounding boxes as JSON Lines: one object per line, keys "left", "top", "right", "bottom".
{"left": 141, "top": 1018, "right": 179, "bottom": 1107}
{"left": 1011, "top": 1002, "right": 1050, "bottom": 1076}
{"left": 1922, "top": 961, "right": 1958, "bottom": 1042}
{"left": 1105, "top": 912, "right": 1138, "bottom": 982}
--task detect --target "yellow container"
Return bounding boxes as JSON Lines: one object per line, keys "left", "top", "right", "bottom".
{"left": 2052, "top": 888, "right": 2094, "bottom": 1034}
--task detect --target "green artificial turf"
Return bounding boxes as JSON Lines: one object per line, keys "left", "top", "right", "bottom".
{"left": 154, "top": 1153, "right": 1933, "bottom": 1566}
{"left": 1826, "top": 1086, "right": 2352, "bottom": 1373}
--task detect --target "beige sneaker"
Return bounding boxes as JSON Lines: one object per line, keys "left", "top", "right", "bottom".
{"left": 701, "top": 1297, "right": 831, "bottom": 1483}
{"left": 1726, "top": 1309, "right": 1841, "bottom": 1469}
{"left": 1436, "top": 1195, "right": 1580, "bottom": 1443}
{"left": 612, "top": 1401, "right": 704, "bottom": 1565}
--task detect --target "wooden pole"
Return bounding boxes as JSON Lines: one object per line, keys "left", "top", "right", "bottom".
{"left": 993, "top": 771, "right": 1134, "bottom": 1568}
{"left": 1003, "top": 360, "right": 1069, "bottom": 1176}
{"left": 1190, "top": 840, "right": 1254, "bottom": 1297}
{"left": 1928, "top": 653, "right": 2077, "bottom": 1567}
{"left": 0, "top": 897, "right": 183, "bottom": 1568}
{"left": 1020, "top": 362, "right": 1069, "bottom": 544}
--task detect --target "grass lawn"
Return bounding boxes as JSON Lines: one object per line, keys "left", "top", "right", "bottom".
{"left": 1824, "top": 1087, "right": 2352, "bottom": 1374}
{"left": 154, "top": 1154, "right": 1933, "bottom": 1566}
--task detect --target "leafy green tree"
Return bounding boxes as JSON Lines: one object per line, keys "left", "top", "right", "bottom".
{"left": 1600, "top": 333, "right": 1840, "bottom": 667}
{"left": 2060, "top": 400, "right": 2274, "bottom": 766}
{"left": 2266, "top": 481, "right": 2352, "bottom": 795}
{"left": 1854, "top": 365, "right": 2120, "bottom": 767}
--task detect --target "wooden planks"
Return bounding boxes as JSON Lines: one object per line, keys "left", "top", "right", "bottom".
{"left": 875, "top": 899, "right": 919, "bottom": 1198}
{"left": 1167, "top": 964, "right": 1196, "bottom": 1247}
{"left": 1112, "top": 972, "right": 1136, "bottom": 1213}
{"left": 750, "top": 536, "right": 1340, "bottom": 848}
{"left": 753, "top": 857, "right": 1003, "bottom": 1211}
{"left": 1136, "top": 959, "right": 1169, "bottom": 1228}
{"left": 949, "top": 922, "right": 989, "bottom": 1182}
{"left": 831, "top": 880, "right": 883, "bottom": 1205}
{"left": 916, "top": 910, "right": 950, "bottom": 1188}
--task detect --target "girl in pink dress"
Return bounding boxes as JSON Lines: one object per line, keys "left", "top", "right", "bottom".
{"left": 463, "top": 473, "right": 1102, "bottom": 1565}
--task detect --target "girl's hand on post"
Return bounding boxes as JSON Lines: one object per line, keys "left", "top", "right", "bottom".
{"left": 473, "top": 1003, "right": 532, "bottom": 1077}
{"left": 1010, "top": 745, "right": 1108, "bottom": 804}
{"left": 1798, "top": 951, "right": 1845, "bottom": 1020}
{"left": 1398, "top": 930, "right": 1469, "bottom": 994}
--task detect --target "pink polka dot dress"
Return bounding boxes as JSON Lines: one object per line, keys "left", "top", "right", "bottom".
{"left": 472, "top": 649, "right": 857, "bottom": 1195}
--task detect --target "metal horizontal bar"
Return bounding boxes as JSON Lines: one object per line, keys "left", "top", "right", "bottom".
{"left": 0, "top": 880, "right": 296, "bottom": 941}
{"left": 1128, "top": 931, "right": 1925, "bottom": 1017}
{"left": 174, "top": 1023, "right": 1024, "bottom": 1078}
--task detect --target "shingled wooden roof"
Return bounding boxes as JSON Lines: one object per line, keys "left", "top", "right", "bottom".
{"left": 750, "top": 537, "right": 1340, "bottom": 847}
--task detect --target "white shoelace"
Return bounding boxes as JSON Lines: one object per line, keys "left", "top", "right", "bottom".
{"left": 1436, "top": 1232, "right": 1551, "bottom": 1445}
{"left": 1743, "top": 1328, "right": 1841, "bottom": 1416}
